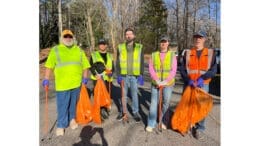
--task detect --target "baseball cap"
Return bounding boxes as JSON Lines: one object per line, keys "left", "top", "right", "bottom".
{"left": 169, "top": 41, "right": 178, "bottom": 47}
{"left": 193, "top": 30, "right": 207, "bottom": 37}
{"left": 160, "top": 35, "right": 169, "bottom": 42}
{"left": 62, "top": 29, "right": 74, "bottom": 37}
{"left": 98, "top": 38, "right": 107, "bottom": 45}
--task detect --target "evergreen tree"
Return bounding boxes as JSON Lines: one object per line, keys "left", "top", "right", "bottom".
{"left": 136, "top": 0, "right": 168, "bottom": 53}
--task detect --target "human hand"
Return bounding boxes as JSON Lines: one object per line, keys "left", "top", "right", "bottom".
{"left": 82, "top": 78, "right": 89, "bottom": 84}
{"left": 95, "top": 74, "right": 102, "bottom": 80}
{"left": 160, "top": 80, "right": 168, "bottom": 86}
{"left": 197, "top": 77, "right": 204, "bottom": 88}
{"left": 117, "top": 76, "right": 123, "bottom": 84}
{"left": 137, "top": 75, "right": 144, "bottom": 85}
{"left": 105, "top": 69, "right": 113, "bottom": 77}
{"left": 155, "top": 80, "right": 161, "bottom": 86}
{"left": 188, "top": 79, "right": 196, "bottom": 87}
{"left": 42, "top": 79, "right": 49, "bottom": 87}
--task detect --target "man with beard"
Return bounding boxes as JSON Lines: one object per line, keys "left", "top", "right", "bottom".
{"left": 42, "top": 29, "right": 91, "bottom": 136}
{"left": 116, "top": 27, "right": 144, "bottom": 123}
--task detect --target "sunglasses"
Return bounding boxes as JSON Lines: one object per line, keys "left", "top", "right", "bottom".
{"left": 64, "top": 35, "right": 73, "bottom": 38}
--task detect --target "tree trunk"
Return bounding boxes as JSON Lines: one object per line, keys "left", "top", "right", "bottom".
{"left": 176, "top": 0, "right": 180, "bottom": 52}
{"left": 85, "top": 11, "right": 95, "bottom": 52}
{"left": 58, "top": 0, "right": 62, "bottom": 38}
{"left": 184, "top": 0, "right": 189, "bottom": 48}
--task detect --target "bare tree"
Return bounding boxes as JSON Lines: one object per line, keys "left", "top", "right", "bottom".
{"left": 58, "top": 0, "right": 62, "bottom": 38}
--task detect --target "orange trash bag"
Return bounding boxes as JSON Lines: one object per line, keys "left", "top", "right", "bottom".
{"left": 92, "top": 79, "right": 111, "bottom": 124}
{"left": 171, "top": 86, "right": 213, "bottom": 135}
{"left": 76, "top": 84, "right": 93, "bottom": 125}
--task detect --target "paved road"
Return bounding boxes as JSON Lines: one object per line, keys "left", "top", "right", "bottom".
{"left": 39, "top": 69, "right": 220, "bottom": 146}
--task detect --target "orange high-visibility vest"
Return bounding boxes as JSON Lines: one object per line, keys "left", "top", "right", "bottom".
{"left": 186, "top": 48, "right": 213, "bottom": 84}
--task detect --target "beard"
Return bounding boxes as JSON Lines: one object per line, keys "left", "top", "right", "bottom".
{"left": 126, "top": 37, "right": 134, "bottom": 43}
{"left": 62, "top": 39, "right": 74, "bottom": 47}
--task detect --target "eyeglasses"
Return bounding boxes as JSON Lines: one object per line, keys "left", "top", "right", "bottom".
{"left": 63, "top": 35, "right": 73, "bottom": 38}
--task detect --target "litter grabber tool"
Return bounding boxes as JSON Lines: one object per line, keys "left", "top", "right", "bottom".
{"left": 44, "top": 85, "right": 49, "bottom": 134}
{"left": 41, "top": 85, "right": 57, "bottom": 142}
{"left": 158, "top": 85, "right": 164, "bottom": 132}
{"left": 121, "top": 80, "right": 129, "bottom": 123}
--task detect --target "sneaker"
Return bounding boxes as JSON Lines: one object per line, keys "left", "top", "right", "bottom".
{"left": 145, "top": 126, "right": 153, "bottom": 132}
{"left": 192, "top": 128, "right": 205, "bottom": 140}
{"left": 69, "top": 119, "right": 78, "bottom": 130}
{"left": 161, "top": 123, "right": 167, "bottom": 130}
{"left": 101, "top": 108, "right": 109, "bottom": 119}
{"left": 133, "top": 113, "right": 141, "bottom": 123}
{"left": 116, "top": 112, "right": 123, "bottom": 121}
{"left": 56, "top": 128, "right": 64, "bottom": 136}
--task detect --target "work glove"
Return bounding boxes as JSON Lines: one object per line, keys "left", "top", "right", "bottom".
{"left": 188, "top": 79, "right": 196, "bottom": 87}
{"left": 105, "top": 69, "right": 113, "bottom": 77}
{"left": 160, "top": 80, "right": 168, "bottom": 86}
{"left": 107, "top": 72, "right": 113, "bottom": 77}
{"left": 95, "top": 73, "right": 103, "bottom": 80}
{"left": 117, "top": 76, "right": 123, "bottom": 84}
{"left": 137, "top": 75, "right": 144, "bottom": 86}
{"left": 42, "top": 79, "right": 49, "bottom": 87}
{"left": 155, "top": 79, "right": 161, "bottom": 86}
{"left": 82, "top": 78, "right": 89, "bottom": 84}
{"left": 197, "top": 77, "right": 204, "bottom": 88}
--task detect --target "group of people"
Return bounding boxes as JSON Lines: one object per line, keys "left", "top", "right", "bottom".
{"left": 42, "top": 28, "right": 217, "bottom": 140}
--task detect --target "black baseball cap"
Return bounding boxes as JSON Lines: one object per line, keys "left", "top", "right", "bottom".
{"left": 98, "top": 38, "right": 107, "bottom": 45}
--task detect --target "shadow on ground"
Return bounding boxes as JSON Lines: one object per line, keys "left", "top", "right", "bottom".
{"left": 73, "top": 125, "right": 108, "bottom": 146}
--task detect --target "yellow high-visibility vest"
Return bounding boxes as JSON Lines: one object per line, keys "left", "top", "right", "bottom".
{"left": 118, "top": 43, "right": 142, "bottom": 75}
{"left": 151, "top": 50, "right": 175, "bottom": 86}
{"left": 90, "top": 51, "right": 113, "bottom": 82}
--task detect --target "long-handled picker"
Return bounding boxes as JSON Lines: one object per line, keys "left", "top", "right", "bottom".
{"left": 158, "top": 86, "right": 164, "bottom": 132}
{"left": 121, "top": 80, "right": 129, "bottom": 123}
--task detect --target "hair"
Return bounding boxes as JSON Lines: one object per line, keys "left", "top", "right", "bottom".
{"left": 124, "top": 27, "right": 135, "bottom": 35}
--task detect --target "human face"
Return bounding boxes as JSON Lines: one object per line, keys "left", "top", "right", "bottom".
{"left": 62, "top": 35, "right": 74, "bottom": 47}
{"left": 98, "top": 43, "right": 107, "bottom": 52}
{"left": 193, "top": 35, "right": 205, "bottom": 49}
{"left": 125, "top": 30, "right": 135, "bottom": 43}
{"left": 160, "top": 40, "right": 169, "bottom": 51}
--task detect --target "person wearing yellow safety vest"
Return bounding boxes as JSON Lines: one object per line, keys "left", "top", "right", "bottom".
{"left": 42, "top": 29, "right": 91, "bottom": 136}
{"left": 89, "top": 38, "right": 114, "bottom": 121}
{"left": 179, "top": 30, "right": 217, "bottom": 140}
{"left": 145, "top": 35, "right": 177, "bottom": 132}
{"left": 116, "top": 27, "right": 144, "bottom": 123}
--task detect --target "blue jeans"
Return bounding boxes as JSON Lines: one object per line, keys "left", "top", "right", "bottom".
{"left": 195, "top": 84, "right": 209, "bottom": 131}
{"left": 120, "top": 75, "right": 139, "bottom": 114}
{"left": 147, "top": 85, "right": 173, "bottom": 128}
{"left": 56, "top": 87, "right": 80, "bottom": 128}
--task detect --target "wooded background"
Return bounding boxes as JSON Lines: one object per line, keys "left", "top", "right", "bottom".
{"left": 39, "top": 0, "right": 220, "bottom": 54}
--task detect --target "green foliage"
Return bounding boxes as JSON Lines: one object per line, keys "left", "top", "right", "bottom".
{"left": 136, "top": 0, "right": 168, "bottom": 53}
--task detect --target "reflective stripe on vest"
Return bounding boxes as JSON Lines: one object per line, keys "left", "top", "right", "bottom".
{"left": 151, "top": 51, "right": 175, "bottom": 85}
{"left": 119, "top": 43, "right": 142, "bottom": 75}
{"left": 90, "top": 51, "right": 113, "bottom": 81}
{"left": 186, "top": 48, "right": 213, "bottom": 83}
{"left": 54, "top": 46, "right": 82, "bottom": 68}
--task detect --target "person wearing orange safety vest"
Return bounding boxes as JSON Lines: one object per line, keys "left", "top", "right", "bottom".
{"left": 179, "top": 30, "right": 217, "bottom": 140}
{"left": 89, "top": 38, "right": 114, "bottom": 121}
{"left": 145, "top": 35, "right": 177, "bottom": 132}
{"left": 42, "top": 29, "right": 91, "bottom": 136}
{"left": 116, "top": 27, "right": 144, "bottom": 123}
